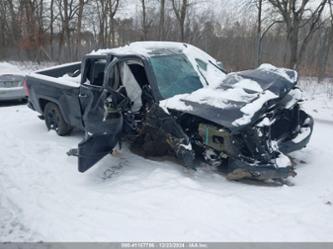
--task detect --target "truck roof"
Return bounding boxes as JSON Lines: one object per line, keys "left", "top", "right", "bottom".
{"left": 88, "top": 41, "right": 194, "bottom": 58}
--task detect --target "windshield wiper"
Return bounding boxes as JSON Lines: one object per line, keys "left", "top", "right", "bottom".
{"left": 197, "top": 65, "right": 209, "bottom": 86}
{"left": 209, "top": 60, "right": 227, "bottom": 74}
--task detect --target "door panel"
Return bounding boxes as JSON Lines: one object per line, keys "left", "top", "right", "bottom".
{"left": 79, "top": 84, "right": 104, "bottom": 133}
{"left": 78, "top": 134, "right": 118, "bottom": 172}
{"left": 78, "top": 83, "right": 123, "bottom": 172}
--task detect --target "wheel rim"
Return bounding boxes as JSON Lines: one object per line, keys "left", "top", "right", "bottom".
{"left": 46, "top": 108, "right": 60, "bottom": 130}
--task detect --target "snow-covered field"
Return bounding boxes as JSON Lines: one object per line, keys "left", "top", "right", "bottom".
{"left": 0, "top": 63, "right": 333, "bottom": 242}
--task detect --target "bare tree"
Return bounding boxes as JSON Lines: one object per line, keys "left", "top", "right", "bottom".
{"left": 141, "top": 0, "right": 147, "bottom": 40}
{"left": 140, "top": 0, "right": 154, "bottom": 40}
{"left": 267, "top": 0, "right": 328, "bottom": 69}
{"left": 171, "top": 0, "right": 190, "bottom": 42}
{"left": 75, "top": 0, "right": 88, "bottom": 59}
{"left": 50, "top": 0, "right": 55, "bottom": 58}
{"left": 158, "top": 0, "right": 165, "bottom": 40}
{"left": 63, "top": 0, "right": 71, "bottom": 58}
{"left": 0, "top": 1, "right": 10, "bottom": 50}
{"left": 7, "top": 0, "right": 20, "bottom": 47}
{"left": 317, "top": 0, "right": 333, "bottom": 80}
{"left": 255, "top": 0, "right": 263, "bottom": 66}
{"left": 108, "top": 0, "right": 120, "bottom": 47}
{"left": 95, "top": 0, "right": 120, "bottom": 48}
{"left": 327, "top": 0, "right": 333, "bottom": 69}
{"left": 96, "top": 0, "right": 107, "bottom": 48}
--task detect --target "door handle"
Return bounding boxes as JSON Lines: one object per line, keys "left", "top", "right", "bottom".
{"left": 79, "top": 93, "right": 87, "bottom": 98}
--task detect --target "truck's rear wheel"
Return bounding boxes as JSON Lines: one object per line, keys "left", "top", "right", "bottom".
{"left": 44, "top": 102, "right": 72, "bottom": 136}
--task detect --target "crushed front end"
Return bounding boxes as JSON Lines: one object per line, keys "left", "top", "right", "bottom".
{"left": 227, "top": 108, "right": 313, "bottom": 181}
{"left": 195, "top": 88, "right": 313, "bottom": 181}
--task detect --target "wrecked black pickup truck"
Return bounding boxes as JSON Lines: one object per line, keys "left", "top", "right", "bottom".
{"left": 25, "top": 42, "right": 313, "bottom": 181}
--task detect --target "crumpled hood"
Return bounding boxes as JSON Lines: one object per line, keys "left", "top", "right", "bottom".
{"left": 159, "top": 64, "right": 298, "bottom": 131}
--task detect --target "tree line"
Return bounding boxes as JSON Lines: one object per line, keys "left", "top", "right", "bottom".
{"left": 0, "top": 0, "right": 332, "bottom": 78}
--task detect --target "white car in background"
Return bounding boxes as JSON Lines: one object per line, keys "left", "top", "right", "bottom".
{"left": 0, "top": 63, "right": 27, "bottom": 101}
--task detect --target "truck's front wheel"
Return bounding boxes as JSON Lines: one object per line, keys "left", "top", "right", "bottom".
{"left": 44, "top": 102, "right": 72, "bottom": 136}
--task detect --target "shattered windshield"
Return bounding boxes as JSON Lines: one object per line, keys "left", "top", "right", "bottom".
{"left": 150, "top": 54, "right": 203, "bottom": 99}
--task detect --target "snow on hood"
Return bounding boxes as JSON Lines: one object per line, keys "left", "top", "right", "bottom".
{"left": 232, "top": 90, "right": 278, "bottom": 126}
{"left": 160, "top": 83, "right": 257, "bottom": 112}
{"left": 258, "top": 63, "right": 298, "bottom": 83}
{"left": 160, "top": 64, "right": 297, "bottom": 129}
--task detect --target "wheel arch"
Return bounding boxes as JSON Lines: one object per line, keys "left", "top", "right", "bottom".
{"left": 38, "top": 97, "right": 71, "bottom": 125}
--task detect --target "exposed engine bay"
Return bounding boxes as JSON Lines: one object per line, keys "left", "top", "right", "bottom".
{"left": 116, "top": 84, "right": 313, "bottom": 182}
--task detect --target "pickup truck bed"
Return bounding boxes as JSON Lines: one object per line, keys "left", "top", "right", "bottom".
{"left": 26, "top": 62, "right": 83, "bottom": 130}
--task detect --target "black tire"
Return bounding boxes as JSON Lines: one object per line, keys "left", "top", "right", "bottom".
{"left": 43, "top": 102, "right": 72, "bottom": 136}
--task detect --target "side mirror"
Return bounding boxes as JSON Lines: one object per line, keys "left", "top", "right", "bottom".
{"left": 217, "top": 61, "right": 225, "bottom": 70}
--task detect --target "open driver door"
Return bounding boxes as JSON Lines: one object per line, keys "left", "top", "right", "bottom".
{"left": 77, "top": 57, "right": 125, "bottom": 172}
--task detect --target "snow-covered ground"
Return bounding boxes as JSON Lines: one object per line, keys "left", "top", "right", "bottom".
{"left": 300, "top": 77, "right": 333, "bottom": 122}
{"left": 0, "top": 63, "right": 333, "bottom": 242}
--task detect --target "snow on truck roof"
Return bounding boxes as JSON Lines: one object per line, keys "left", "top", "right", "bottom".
{"left": 89, "top": 41, "right": 189, "bottom": 56}
{"left": 89, "top": 41, "right": 216, "bottom": 59}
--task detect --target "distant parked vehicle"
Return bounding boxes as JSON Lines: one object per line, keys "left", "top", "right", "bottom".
{"left": 0, "top": 74, "right": 26, "bottom": 101}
